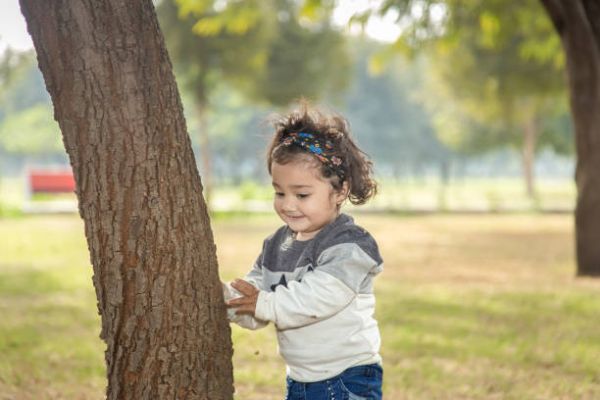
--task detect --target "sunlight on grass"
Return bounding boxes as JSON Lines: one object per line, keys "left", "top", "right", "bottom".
{"left": 1, "top": 213, "right": 599, "bottom": 399}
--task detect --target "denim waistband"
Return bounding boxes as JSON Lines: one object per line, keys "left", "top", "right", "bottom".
{"left": 290, "top": 363, "right": 382, "bottom": 387}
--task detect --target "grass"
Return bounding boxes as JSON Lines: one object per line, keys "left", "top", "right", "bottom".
{"left": 0, "top": 216, "right": 105, "bottom": 399}
{"left": 1, "top": 213, "right": 600, "bottom": 399}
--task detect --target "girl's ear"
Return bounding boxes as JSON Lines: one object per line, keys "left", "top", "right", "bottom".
{"left": 335, "top": 180, "right": 349, "bottom": 205}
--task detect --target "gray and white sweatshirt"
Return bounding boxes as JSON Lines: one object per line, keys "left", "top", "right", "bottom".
{"left": 223, "top": 213, "right": 384, "bottom": 382}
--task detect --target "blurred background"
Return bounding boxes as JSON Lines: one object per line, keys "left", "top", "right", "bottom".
{"left": 0, "top": 0, "right": 575, "bottom": 215}
{"left": 2, "top": 1, "right": 599, "bottom": 400}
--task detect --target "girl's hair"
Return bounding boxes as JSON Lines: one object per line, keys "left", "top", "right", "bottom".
{"left": 266, "top": 102, "right": 377, "bottom": 205}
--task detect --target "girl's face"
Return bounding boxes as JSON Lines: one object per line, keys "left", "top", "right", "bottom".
{"left": 271, "top": 160, "right": 347, "bottom": 241}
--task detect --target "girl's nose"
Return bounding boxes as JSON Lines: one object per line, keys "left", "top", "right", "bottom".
{"left": 281, "top": 197, "right": 296, "bottom": 212}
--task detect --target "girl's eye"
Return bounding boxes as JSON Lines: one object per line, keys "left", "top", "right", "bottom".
{"left": 274, "top": 192, "right": 284, "bottom": 197}
{"left": 297, "top": 194, "right": 310, "bottom": 199}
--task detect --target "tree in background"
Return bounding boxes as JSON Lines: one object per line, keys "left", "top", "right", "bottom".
{"left": 538, "top": 0, "right": 600, "bottom": 276}
{"left": 0, "top": 49, "right": 49, "bottom": 118}
{"left": 157, "top": 0, "right": 275, "bottom": 205}
{"left": 0, "top": 50, "right": 67, "bottom": 169}
{"left": 19, "top": 0, "right": 234, "bottom": 398}
{"left": 361, "top": 0, "right": 566, "bottom": 200}
{"left": 0, "top": 104, "right": 64, "bottom": 160}
{"left": 189, "top": 84, "right": 270, "bottom": 185}
{"left": 158, "top": 0, "right": 350, "bottom": 204}
{"left": 341, "top": 38, "right": 451, "bottom": 181}
{"left": 420, "top": 40, "right": 569, "bottom": 199}
{"left": 244, "top": 0, "right": 350, "bottom": 106}
{"left": 337, "top": 0, "right": 595, "bottom": 275}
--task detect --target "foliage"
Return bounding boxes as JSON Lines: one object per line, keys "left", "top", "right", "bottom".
{"left": 244, "top": 4, "right": 350, "bottom": 106}
{"left": 297, "top": 0, "right": 571, "bottom": 158}
{"left": 339, "top": 38, "right": 451, "bottom": 175}
{"left": 373, "top": 0, "right": 563, "bottom": 67}
{"left": 373, "top": 0, "right": 571, "bottom": 155}
{"left": 0, "top": 104, "right": 63, "bottom": 155}
{"left": 158, "top": 0, "right": 351, "bottom": 199}
{"left": 0, "top": 49, "right": 49, "bottom": 119}
{"left": 160, "top": 0, "right": 351, "bottom": 107}
{"left": 0, "top": 1, "right": 574, "bottom": 181}
{"left": 172, "top": 35, "right": 458, "bottom": 183}
{"left": 0, "top": 50, "right": 63, "bottom": 159}
{"left": 181, "top": 83, "right": 271, "bottom": 182}
{"left": 158, "top": 0, "right": 276, "bottom": 106}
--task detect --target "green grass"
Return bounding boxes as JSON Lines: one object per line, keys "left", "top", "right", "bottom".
{"left": 0, "top": 216, "right": 104, "bottom": 399}
{"left": 1, "top": 213, "right": 599, "bottom": 399}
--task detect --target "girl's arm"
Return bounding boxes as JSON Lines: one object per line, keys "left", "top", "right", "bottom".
{"left": 253, "top": 242, "right": 381, "bottom": 330}
{"left": 254, "top": 270, "right": 355, "bottom": 330}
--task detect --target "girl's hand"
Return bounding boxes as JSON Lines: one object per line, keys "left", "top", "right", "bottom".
{"left": 227, "top": 279, "right": 259, "bottom": 316}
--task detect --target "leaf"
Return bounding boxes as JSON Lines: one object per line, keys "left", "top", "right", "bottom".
{"left": 479, "top": 11, "right": 500, "bottom": 49}
{"left": 175, "top": 0, "right": 213, "bottom": 18}
{"left": 192, "top": 16, "right": 225, "bottom": 36}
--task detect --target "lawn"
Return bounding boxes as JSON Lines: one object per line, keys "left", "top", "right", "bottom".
{"left": 1, "top": 213, "right": 599, "bottom": 399}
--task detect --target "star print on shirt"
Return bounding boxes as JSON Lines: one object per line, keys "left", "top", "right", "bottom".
{"left": 270, "top": 274, "right": 288, "bottom": 291}
{"left": 298, "top": 265, "right": 314, "bottom": 283}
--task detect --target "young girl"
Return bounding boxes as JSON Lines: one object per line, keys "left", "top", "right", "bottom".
{"left": 223, "top": 104, "right": 384, "bottom": 400}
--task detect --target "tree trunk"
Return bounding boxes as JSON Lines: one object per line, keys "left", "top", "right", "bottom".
{"left": 439, "top": 158, "right": 451, "bottom": 186}
{"left": 19, "top": 0, "right": 235, "bottom": 398}
{"left": 521, "top": 115, "right": 538, "bottom": 200}
{"left": 540, "top": 0, "right": 600, "bottom": 276}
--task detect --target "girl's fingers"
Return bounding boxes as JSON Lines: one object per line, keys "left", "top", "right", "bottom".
{"left": 235, "top": 306, "right": 255, "bottom": 315}
{"left": 231, "top": 279, "right": 257, "bottom": 296}
{"left": 227, "top": 296, "right": 254, "bottom": 307}
{"left": 226, "top": 298, "right": 244, "bottom": 307}
{"left": 226, "top": 280, "right": 258, "bottom": 315}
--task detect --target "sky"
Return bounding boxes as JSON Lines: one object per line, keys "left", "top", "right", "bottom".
{"left": 0, "top": 0, "right": 399, "bottom": 56}
{"left": 0, "top": 0, "right": 33, "bottom": 54}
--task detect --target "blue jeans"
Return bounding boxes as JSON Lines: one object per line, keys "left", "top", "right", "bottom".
{"left": 285, "top": 363, "right": 383, "bottom": 400}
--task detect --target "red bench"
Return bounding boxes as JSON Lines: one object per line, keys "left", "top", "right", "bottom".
{"left": 23, "top": 169, "right": 77, "bottom": 213}
{"left": 29, "top": 170, "right": 76, "bottom": 194}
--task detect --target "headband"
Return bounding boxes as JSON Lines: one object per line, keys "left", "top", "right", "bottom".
{"left": 280, "top": 132, "right": 345, "bottom": 181}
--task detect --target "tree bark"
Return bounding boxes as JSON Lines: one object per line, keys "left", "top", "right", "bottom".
{"left": 19, "top": 0, "right": 235, "bottom": 398}
{"left": 540, "top": 0, "right": 600, "bottom": 276}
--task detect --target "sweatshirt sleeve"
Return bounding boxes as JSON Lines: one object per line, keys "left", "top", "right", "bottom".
{"left": 222, "top": 250, "right": 269, "bottom": 331}
{"left": 222, "top": 281, "right": 268, "bottom": 330}
{"left": 254, "top": 242, "right": 381, "bottom": 330}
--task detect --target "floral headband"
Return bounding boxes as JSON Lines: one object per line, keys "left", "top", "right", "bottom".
{"left": 280, "top": 132, "right": 345, "bottom": 181}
